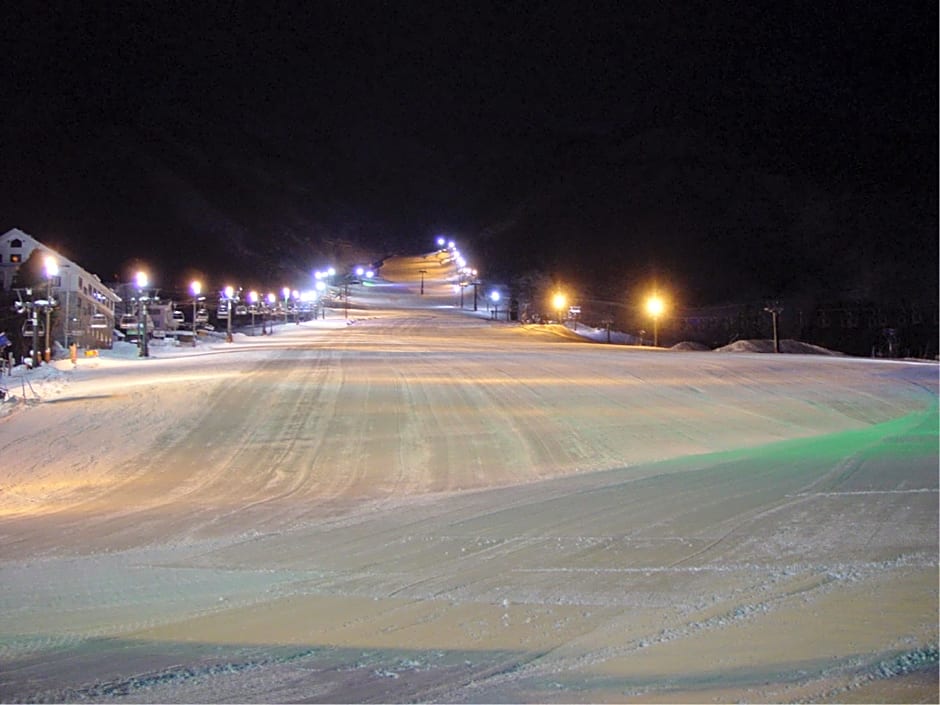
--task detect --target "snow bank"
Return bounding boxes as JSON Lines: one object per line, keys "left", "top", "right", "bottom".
{"left": 715, "top": 338, "right": 843, "bottom": 355}
{"left": 671, "top": 341, "right": 711, "bottom": 351}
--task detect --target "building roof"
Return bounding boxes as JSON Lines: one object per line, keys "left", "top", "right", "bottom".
{"left": 0, "top": 227, "right": 121, "bottom": 303}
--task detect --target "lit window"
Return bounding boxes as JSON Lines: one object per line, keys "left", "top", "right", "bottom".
{"left": 10, "top": 254, "right": 21, "bottom": 263}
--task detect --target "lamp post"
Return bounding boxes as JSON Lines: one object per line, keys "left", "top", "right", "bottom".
{"left": 418, "top": 269, "right": 427, "bottom": 295}
{"left": 43, "top": 255, "right": 58, "bottom": 362}
{"left": 136, "top": 271, "right": 149, "bottom": 358}
{"left": 314, "top": 280, "right": 326, "bottom": 319}
{"left": 224, "top": 285, "right": 234, "bottom": 342}
{"left": 490, "top": 291, "right": 500, "bottom": 320}
{"left": 282, "top": 287, "right": 290, "bottom": 326}
{"left": 265, "top": 293, "right": 276, "bottom": 334}
{"left": 248, "top": 291, "right": 258, "bottom": 335}
{"left": 646, "top": 295, "right": 665, "bottom": 347}
{"left": 552, "top": 292, "right": 567, "bottom": 325}
{"left": 764, "top": 302, "right": 783, "bottom": 353}
{"left": 190, "top": 280, "right": 201, "bottom": 347}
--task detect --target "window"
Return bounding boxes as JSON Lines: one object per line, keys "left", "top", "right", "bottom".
{"left": 10, "top": 239, "right": 22, "bottom": 248}
{"left": 10, "top": 254, "right": 21, "bottom": 263}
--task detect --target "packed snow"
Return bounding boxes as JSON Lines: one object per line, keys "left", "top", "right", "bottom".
{"left": 0, "top": 254, "right": 937, "bottom": 703}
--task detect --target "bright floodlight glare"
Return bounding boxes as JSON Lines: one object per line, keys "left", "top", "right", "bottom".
{"left": 267, "top": 292, "right": 276, "bottom": 304}
{"left": 44, "top": 255, "right": 59, "bottom": 277}
{"left": 191, "top": 280, "right": 201, "bottom": 296}
{"left": 356, "top": 266, "right": 365, "bottom": 276}
{"left": 437, "top": 236, "right": 445, "bottom": 247}
{"left": 248, "top": 290, "right": 258, "bottom": 303}
{"left": 552, "top": 292, "right": 566, "bottom": 311}
{"left": 646, "top": 295, "right": 665, "bottom": 317}
{"left": 314, "top": 270, "right": 323, "bottom": 280}
{"left": 136, "top": 271, "right": 148, "bottom": 289}
{"left": 490, "top": 291, "right": 500, "bottom": 302}
{"left": 366, "top": 270, "right": 374, "bottom": 278}
{"left": 448, "top": 240, "right": 455, "bottom": 250}
{"left": 315, "top": 281, "right": 326, "bottom": 292}
{"left": 327, "top": 267, "right": 336, "bottom": 277}
{"left": 224, "top": 285, "right": 234, "bottom": 298}
{"left": 282, "top": 286, "right": 290, "bottom": 298}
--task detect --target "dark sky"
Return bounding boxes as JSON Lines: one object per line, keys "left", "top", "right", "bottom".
{"left": 2, "top": 1, "right": 936, "bottom": 302}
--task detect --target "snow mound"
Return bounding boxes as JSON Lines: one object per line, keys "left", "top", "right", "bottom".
{"left": 670, "top": 341, "right": 711, "bottom": 351}
{"left": 715, "top": 339, "right": 843, "bottom": 355}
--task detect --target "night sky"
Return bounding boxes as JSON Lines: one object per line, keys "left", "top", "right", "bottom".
{"left": 1, "top": 2, "right": 936, "bottom": 304}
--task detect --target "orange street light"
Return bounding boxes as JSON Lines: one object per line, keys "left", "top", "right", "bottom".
{"left": 552, "top": 292, "right": 567, "bottom": 323}
{"left": 646, "top": 295, "right": 665, "bottom": 347}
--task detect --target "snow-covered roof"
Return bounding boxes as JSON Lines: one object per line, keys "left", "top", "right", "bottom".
{"left": 0, "top": 227, "right": 121, "bottom": 303}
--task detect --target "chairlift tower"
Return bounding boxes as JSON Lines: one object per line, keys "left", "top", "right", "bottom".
{"left": 764, "top": 302, "right": 784, "bottom": 353}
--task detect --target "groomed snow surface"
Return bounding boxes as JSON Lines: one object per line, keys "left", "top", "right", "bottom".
{"left": 0, "top": 254, "right": 937, "bottom": 703}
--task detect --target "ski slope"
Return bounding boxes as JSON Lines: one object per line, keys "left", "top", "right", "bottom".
{"left": 0, "top": 255, "right": 936, "bottom": 703}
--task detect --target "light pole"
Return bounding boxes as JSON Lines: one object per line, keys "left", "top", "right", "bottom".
{"left": 224, "top": 285, "right": 234, "bottom": 342}
{"left": 646, "top": 295, "right": 665, "bottom": 347}
{"left": 136, "top": 271, "right": 149, "bottom": 358}
{"left": 43, "top": 255, "right": 58, "bottom": 362}
{"left": 314, "top": 280, "right": 326, "bottom": 319}
{"left": 552, "top": 292, "right": 567, "bottom": 325}
{"left": 265, "top": 293, "right": 276, "bottom": 334}
{"left": 490, "top": 291, "right": 500, "bottom": 320}
{"left": 190, "top": 280, "right": 201, "bottom": 347}
{"left": 282, "top": 287, "right": 290, "bottom": 327}
{"left": 418, "top": 269, "right": 427, "bottom": 295}
{"left": 765, "top": 302, "right": 783, "bottom": 353}
{"left": 248, "top": 291, "right": 258, "bottom": 335}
